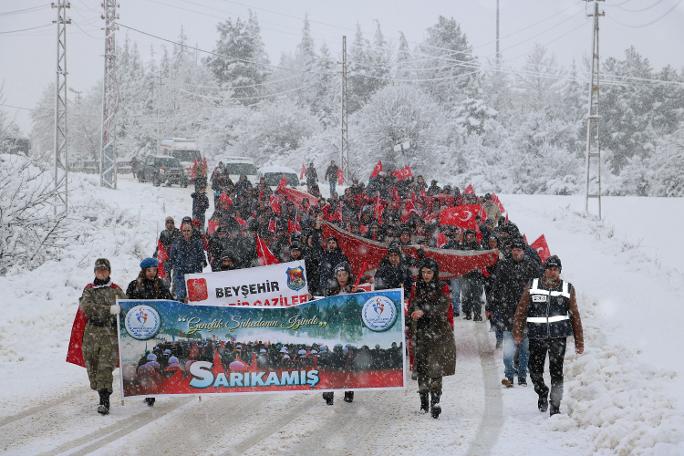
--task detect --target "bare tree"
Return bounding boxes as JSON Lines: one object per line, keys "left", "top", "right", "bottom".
{"left": 0, "top": 154, "right": 69, "bottom": 275}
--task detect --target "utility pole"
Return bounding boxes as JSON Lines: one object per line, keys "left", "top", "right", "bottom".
{"left": 100, "top": 0, "right": 118, "bottom": 189}
{"left": 52, "top": 0, "right": 70, "bottom": 215}
{"left": 496, "top": 0, "right": 500, "bottom": 67}
{"left": 340, "top": 35, "right": 349, "bottom": 179}
{"left": 584, "top": 0, "right": 604, "bottom": 219}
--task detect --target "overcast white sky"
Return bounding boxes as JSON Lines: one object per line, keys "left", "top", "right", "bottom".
{"left": 1, "top": 0, "right": 683, "bottom": 133}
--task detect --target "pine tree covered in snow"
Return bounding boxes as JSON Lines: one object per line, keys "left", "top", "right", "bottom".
{"left": 22, "top": 13, "right": 684, "bottom": 197}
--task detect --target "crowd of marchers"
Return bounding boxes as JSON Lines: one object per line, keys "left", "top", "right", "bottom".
{"left": 76, "top": 160, "right": 583, "bottom": 419}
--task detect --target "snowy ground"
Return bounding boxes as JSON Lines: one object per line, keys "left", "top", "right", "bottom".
{"left": 1, "top": 175, "right": 683, "bottom": 455}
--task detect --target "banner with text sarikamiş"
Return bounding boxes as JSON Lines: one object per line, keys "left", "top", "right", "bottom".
{"left": 184, "top": 260, "right": 308, "bottom": 307}
{"left": 117, "top": 289, "right": 405, "bottom": 398}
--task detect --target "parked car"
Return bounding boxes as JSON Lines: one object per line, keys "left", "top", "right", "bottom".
{"left": 258, "top": 165, "right": 300, "bottom": 187}
{"left": 220, "top": 156, "right": 259, "bottom": 184}
{"left": 141, "top": 155, "right": 188, "bottom": 187}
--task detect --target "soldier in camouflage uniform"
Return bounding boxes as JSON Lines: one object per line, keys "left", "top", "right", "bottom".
{"left": 79, "top": 258, "right": 127, "bottom": 415}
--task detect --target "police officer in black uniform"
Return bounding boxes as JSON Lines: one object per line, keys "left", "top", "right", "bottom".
{"left": 512, "top": 255, "right": 584, "bottom": 416}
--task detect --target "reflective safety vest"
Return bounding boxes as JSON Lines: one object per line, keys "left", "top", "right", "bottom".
{"left": 525, "top": 278, "right": 573, "bottom": 339}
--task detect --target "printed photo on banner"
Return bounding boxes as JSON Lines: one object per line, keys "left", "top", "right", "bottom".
{"left": 117, "top": 289, "right": 405, "bottom": 399}
{"left": 184, "top": 260, "right": 309, "bottom": 307}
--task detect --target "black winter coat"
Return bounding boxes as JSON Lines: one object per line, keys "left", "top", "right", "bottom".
{"left": 489, "top": 256, "right": 541, "bottom": 331}
{"left": 126, "top": 277, "right": 174, "bottom": 300}
{"left": 318, "top": 248, "right": 349, "bottom": 293}
{"left": 374, "top": 259, "right": 412, "bottom": 296}
{"left": 168, "top": 237, "right": 206, "bottom": 275}
{"left": 191, "top": 192, "right": 210, "bottom": 218}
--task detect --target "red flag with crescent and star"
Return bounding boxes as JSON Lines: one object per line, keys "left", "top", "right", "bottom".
{"left": 530, "top": 234, "right": 551, "bottom": 263}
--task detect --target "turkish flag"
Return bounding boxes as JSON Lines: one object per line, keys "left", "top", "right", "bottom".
{"left": 392, "top": 165, "right": 413, "bottom": 181}
{"left": 207, "top": 219, "right": 219, "bottom": 236}
{"left": 322, "top": 222, "right": 498, "bottom": 281}
{"left": 219, "top": 193, "right": 233, "bottom": 209}
{"left": 276, "top": 186, "right": 319, "bottom": 209}
{"left": 256, "top": 235, "right": 279, "bottom": 265}
{"left": 187, "top": 278, "right": 209, "bottom": 302}
{"left": 270, "top": 194, "right": 281, "bottom": 215}
{"left": 66, "top": 308, "right": 88, "bottom": 367}
{"left": 323, "top": 204, "right": 342, "bottom": 223}
{"left": 374, "top": 196, "right": 384, "bottom": 224}
{"left": 439, "top": 204, "right": 481, "bottom": 231}
{"left": 436, "top": 231, "right": 448, "bottom": 248}
{"left": 157, "top": 240, "right": 169, "bottom": 278}
{"left": 464, "top": 184, "right": 475, "bottom": 195}
{"left": 300, "top": 163, "right": 306, "bottom": 180}
{"left": 400, "top": 199, "right": 419, "bottom": 223}
{"left": 278, "top": 177, "right": 287, "bottom": 190}
{"left": 370, "top": 160, "right": 383, "bottom": 178}
{"left": 530, "top": 234, "right": 551, "bottom": 263}
{"left": 288, "top": 219, "right": 301, "bottom": 234}
{"left": 337, "top": 168, "right": 344, "bottom": 185}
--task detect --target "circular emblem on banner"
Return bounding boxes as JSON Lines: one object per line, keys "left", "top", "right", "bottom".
{"left": 361, "top": 295, "right": 397, "bottom": 332}
{"left": 124, "top": 305, "right": 161, "bottom": 340}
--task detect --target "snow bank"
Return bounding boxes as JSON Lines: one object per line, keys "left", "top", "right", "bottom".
{"left": 505, "top": 194, "right": 684, "bottom": 455}
{"left": 0, "top": 173, "right": 191, "bottom": 414}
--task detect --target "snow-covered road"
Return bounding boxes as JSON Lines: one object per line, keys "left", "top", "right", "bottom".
{"left": 3, "top": 321, "right": 519, "bottom": 456}
{"left": 2, "top": 174, "right": 683, "bottom": 455}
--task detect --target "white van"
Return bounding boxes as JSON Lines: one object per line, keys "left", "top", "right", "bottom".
{"left": 159, "top": 138, "right": 202, "bottom": 181}
{"left": 220, "top": 156, "right": 258, "bottom": 184}
{"left": 258, "top": 165, "right": 300, "bottom": 188}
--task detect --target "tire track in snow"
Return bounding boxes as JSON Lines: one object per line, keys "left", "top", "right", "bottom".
{"left": 0, "top": 388, "right": 82, "bottom": 428}
{"left": 35, "top": 397, "right": 193, "bottom": 456}
{"left": 99, "top": 394, "right": 272, "bottom": 456}
{"left": 219, "top": 395, "right": 319, "bottom": 456}
{"left": 465, "top": 322, "right": 503, "bottom": 456}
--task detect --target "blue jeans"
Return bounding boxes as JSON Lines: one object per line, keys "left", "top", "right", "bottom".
{"left": 329, "top": 181, "right": 336, "bottom": 196}
{"left": 450, "top": 278, "right": 461, "bottom": 315}
{"left": 173, "top": 272, "right": 187, "bottom": 301}
{"left": 503, "top": 331, "right": 529, "bottom": 380}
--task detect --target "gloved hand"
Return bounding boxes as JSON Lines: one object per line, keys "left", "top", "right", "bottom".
{"left": 110, "top": 304, "right": 121, "bottom": 315}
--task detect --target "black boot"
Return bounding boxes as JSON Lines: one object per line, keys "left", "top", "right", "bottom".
{"left": 97, "top": 389, "right": 110, "bottom": 415}
{"left": 550, "top": 403, "right": 560, "bottom": 416}
{"left": 344, "top": 391, "right": 354, "bottom": 403}
{"left": 419, "top": 392, "right": 429, "bottom": 414}
{"left": 430, "top": 392, "right": 441, "bottom": 419}
{"left": 322, "top": 392, "right": 334, "bottom": 405}
{"left": 538, "top": 394, "right": 549, "bottom": 413}
{"left": 144, "top": 397, "right": 156, "bottom": 407}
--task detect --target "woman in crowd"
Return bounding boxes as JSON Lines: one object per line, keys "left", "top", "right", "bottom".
{"left": 408, "top": 258, "right": 457, "bottom": 418}
{"left": 125, "top": 257, "right": 174, "bottom": 407}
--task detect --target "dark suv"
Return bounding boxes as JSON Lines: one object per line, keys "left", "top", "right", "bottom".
{"left": 141, "top": 155, "right": 188, "bottom": 187}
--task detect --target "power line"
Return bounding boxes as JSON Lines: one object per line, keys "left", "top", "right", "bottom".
{"left": 607, "top": 0, "right": 682, "bottom": 27}
{"left": 0, "top": 3, "right": 50, "bottom": 16}
{"left": 72, "top": 20, "right": 99, "bottom": 39}
{"left": 614, "top": 0, "right": 665, "bottom": 13}
{"left": 116, "top": 21, "right": 320, "bottom": 75}
{"left": 0, "top": 24, "right": 52, "bottom": 34}
{"left": 141, "top": 0, "right": 303, "bottom": 39}
{"left": 0, "top": 103, "right": 33, "bottom": 111}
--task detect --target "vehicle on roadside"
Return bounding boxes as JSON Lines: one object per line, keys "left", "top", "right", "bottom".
{"left": 220, "top": 156, "right": 259, "bottom": 184}
{"left": 141, "top": 155, "right": 188, "bottom": 187}
{"left": 160, "top": 138, "right": 202, "bottom": 182}
{"left": 258, "top": 165, "right": 300, "bottom": 188}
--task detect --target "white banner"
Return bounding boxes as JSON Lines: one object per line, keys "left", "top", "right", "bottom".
{"left": 184, "top": 260, "right": 309, "bottom": 307}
